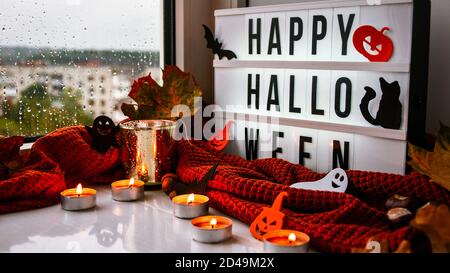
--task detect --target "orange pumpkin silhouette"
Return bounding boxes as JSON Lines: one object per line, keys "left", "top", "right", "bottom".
{"left": 249, "top": 192, "right": 288, "bottom": 240}
{"left": 207, "top": 121, "right": 234, "bottom": 151}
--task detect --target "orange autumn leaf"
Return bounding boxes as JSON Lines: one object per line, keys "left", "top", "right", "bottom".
{"left": 394, "top": 241, "right": 412, "bottom": 253}
{"left": 121, "top": 65, "right": 202, "bottom": 120}
{"left": 408, "top": 123, "right": 450, "bottom": 191}
{"left": 410, "top": 203, "right": 450, "bottom": 253}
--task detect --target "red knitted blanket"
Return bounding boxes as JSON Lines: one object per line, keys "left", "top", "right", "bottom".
{"left": 175, "top": 140, "right": 450, "bottom": 253}
{"left": 0, "top": 126, "right": 122, "bottom": 214}
{"left": 1, "top": 127, "right": 449, "bottom": 253}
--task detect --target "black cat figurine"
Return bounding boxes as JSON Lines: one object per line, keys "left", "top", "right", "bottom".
{"left": 359, "top": 77, "right": 402, "bottom": 130}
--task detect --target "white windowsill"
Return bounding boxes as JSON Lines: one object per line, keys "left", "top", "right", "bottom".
{"left": 0, "top": 186, "right": 271, "bottom": 253}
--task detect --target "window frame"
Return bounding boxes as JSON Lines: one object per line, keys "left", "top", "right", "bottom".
{"left": 163, "top": 0, "right": 176, "bottom": 66}
{"left": 18, "top": 0, "right": 175, "bottom": 143}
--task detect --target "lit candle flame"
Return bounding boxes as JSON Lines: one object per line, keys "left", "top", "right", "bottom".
{"left": 210, "top": 218, "right": 217, "bottom": 229}
{"left": 136, "top": 150, "right": 141, "bottom": 161}
{"left": 128, "top": 177, "right": 135, "bottom": 187}
{"left": 288, "top": 233, "right": 296, "bottom": 243}
{"left": 76, "top": 184, "right": 83, "bottom": 196}
{"left": 187, "top": 193, "right": 195, "bottom": 204}
{"left": 140, "top": 163, "right": 147, "bottom": 174}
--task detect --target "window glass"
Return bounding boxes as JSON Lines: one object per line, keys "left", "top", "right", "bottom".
{"left": 0, "top": 0, "right": 162, "bottom": 137}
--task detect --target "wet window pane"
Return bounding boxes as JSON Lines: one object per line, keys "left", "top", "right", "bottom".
{"left": 0, "top": 0, "right": 162, "bottom": 137}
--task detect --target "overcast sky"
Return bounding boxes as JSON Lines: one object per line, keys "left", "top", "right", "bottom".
{"left": 0, "top": 0, "right": 161, "bottom": 51}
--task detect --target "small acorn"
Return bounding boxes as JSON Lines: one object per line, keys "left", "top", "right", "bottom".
{"left": 386, "top": 194, "right": 423, "bottom": 213}
{"left": 385, "top": 194, "right": 412, "bottom": 209}
{"left": 387, "top": 207, "right": 413, "bottom": 228}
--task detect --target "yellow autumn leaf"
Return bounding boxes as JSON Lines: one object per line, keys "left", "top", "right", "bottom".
{"left": 408, "top": 123, "right": 450, "bottom": 191}
{"left": 410, "top": 203, "right": 450, "bottom": 253}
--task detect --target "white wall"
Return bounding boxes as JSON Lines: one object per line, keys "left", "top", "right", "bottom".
{"left": 247, "top": 0, "right": 450, "bottom": 135}
{"left": 176, "top": 0, "right": 242, "bottom": 104}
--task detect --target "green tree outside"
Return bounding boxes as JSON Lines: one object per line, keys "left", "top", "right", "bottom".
{"left": 0, "top": 83, "right": 93, "bottom": 137}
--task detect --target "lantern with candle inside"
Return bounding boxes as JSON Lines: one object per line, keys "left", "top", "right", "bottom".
{"left": 120, "top": 120, "right": 177, "bottom": 188}
{"left": 172, "top": 193, "right": 209, "bottom": 219}
{"left": 111, "top": 177, "right": 145, "bottom": 202}
{"left": 191, "top": 215, "right": 233, "bottom": 243}
{"left": 263, "top": 230, "right": 310, "bottom": 253}
{"left": 60, "top": 184, "right": 96, "bottom": 211}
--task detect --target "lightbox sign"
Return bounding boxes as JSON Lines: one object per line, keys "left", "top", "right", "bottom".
{"left": 213, "top": 0, "right": 429, "bottom": 175}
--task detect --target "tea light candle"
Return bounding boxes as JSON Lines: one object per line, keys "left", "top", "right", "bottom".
{"left": 191, "top": 216, "right": 233, "bottom": 243}
{"left": 137, "top": 162, "right": 149, "bottom": 182}
{"left": 172, "top": 193, "right": 209, "bottom": 219}
{"left": 60, "top": 184, "right": 96, "bottom": 211}
{"left": 263, "top": 230, "right": 310, "bottom": 253}
{"left": 111, "top": 178, "right": 145, "bottom": 202}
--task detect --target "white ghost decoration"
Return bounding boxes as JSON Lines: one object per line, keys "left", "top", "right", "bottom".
{"left": 290, "top": 168, "right": 348, "bottom": 193}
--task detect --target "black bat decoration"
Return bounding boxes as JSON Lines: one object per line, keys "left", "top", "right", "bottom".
{"left": 202, "top": 25, "right": 237, "bottom": 60}
{"left": 174, "top": 164, "right": 219, "bottom": 195}
{"left": 85, "top": 115, "right": 120, "bottom": 154}
{"left": 162, "top": 164, "right": 219, "bottom": 197}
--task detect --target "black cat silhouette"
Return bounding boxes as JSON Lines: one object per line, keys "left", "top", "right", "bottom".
{"left": 359, "top": 77, "right": 402, "bottom": 130}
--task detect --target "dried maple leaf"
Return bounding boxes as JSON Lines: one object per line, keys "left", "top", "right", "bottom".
{"left": 408, "top": 122, "right": 450, "bottom": 191}
{"left": 394, "top": 240, "right": 412, "bottom": 253}
{"left": 121, "top": 65, "right": 203, "bottom": 120}
{"left": 410, "top": 203, "right": 450, "bottom": 253}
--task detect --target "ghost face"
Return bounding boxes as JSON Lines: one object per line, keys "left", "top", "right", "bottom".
{"left": 290, "top": 168, "right": 348, "bottom": 193}
{"left": 332, "top": 171, "right": 346, "bottom": 189}
{"left": 93, "top": 116, "right": 115, "bottom": 136}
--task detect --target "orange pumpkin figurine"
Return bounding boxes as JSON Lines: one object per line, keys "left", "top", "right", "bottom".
{"left": 207, "top": 121, "right": 234, "bottom": 151}
{"left": 249, "top": 191, "right": 288, "bottom": 240}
